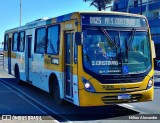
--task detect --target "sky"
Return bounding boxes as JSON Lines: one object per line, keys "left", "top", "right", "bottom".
{"left": 0, "top": 0, "right": 112, "bottom": 45}
{"left": 0, "top": 0, "right": 94, "bottom": 44}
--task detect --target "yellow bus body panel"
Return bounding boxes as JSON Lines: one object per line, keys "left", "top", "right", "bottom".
{"left": 79, "top": 87, "right": 153, "bottom": 107}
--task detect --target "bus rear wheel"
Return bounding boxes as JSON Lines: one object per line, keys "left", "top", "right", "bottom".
{"left": 14, "top": 66, "right": 22, "bottom": 84}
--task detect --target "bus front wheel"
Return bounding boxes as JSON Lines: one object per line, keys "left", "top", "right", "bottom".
{"left": 50, "top": 76, "right": 64, "bottom": 105}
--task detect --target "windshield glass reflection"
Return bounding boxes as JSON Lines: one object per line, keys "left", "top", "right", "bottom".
{"left": 82, "top": 28, "right": 151, "bottom": 75}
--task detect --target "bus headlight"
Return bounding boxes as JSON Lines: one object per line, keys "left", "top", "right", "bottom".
{"left": 82, "top": 77, "right": 96, "bottom": 93}
{"left": 85, "top": 83, "right": 91, "bottom": 89}
{"left": 147, "top": 78, "right": 153, "bottom": 90}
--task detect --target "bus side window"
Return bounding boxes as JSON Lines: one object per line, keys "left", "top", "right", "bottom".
{"left": 46, "top": 25, "right": 60, "bottom": 55}
{"left": 19, "top": 31, "right": 25, "bottom": 52}
{"left": 4, "top": 34, "right": 9, "bottom": 51}
{"left": 12, "top": 32, "right": 19, "bottom": 52}
{"left": 35, "top": 27, "right": 46, "bottom": 54}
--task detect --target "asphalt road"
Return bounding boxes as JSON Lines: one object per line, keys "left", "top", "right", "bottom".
{"left": 0, "top": 66, "right": 160, "bottom": 123}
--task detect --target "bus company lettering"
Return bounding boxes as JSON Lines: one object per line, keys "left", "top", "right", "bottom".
{"left": 90, "top": 17, "right": 102, "bottom": 24}
{"left": 92, "top": 61, "right": 118, "bottom": 66}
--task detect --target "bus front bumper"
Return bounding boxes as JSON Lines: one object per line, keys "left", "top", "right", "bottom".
{"left": 78, "top": 87, "right": 153, "bottom": 107}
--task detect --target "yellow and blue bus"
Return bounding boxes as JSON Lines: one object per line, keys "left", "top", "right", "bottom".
{"left": 3, "top": 11, "right": 156, "bottom": 106}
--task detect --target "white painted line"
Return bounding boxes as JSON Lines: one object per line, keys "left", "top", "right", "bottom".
{"left": 0, "top": 79, "right": 72, "bottom": 123}
{"left": 53, "top": 120, "right": 61, "bottom": 123}
{"left": 118, "top": 104, "right": 147, "bottom": 114}
{"left": 121, "top": 104, "right": 134, "bottom": 108}
{"left": 0, "top": 81, "right": 47, "bottom": 115}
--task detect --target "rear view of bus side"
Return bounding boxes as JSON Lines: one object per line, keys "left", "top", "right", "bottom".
{"left": 3, "top": 11, "right": 155, "bottom": 107}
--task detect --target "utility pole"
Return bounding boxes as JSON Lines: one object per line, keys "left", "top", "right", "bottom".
{"left": 20, "top": 0, "right": 22, "bottom": 26}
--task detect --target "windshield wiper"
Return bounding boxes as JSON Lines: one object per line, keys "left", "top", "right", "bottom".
{"left": 100, "top": 27, "right": 118, "bottom": 48}
{"left": 127, "top": 28, "right": 136, "bottom": 51}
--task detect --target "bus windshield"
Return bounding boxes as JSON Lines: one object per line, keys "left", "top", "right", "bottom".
{"left": 82, "top": 27, "right": 151, "bottom": 75}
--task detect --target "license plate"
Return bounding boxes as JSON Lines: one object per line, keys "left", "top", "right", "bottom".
{"left": 118, "top": 94, "right": 131, "bottom": 100}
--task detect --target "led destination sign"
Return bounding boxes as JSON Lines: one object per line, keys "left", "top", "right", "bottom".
{"left": 82, "top": 15, "right": 147, "bottom": 28}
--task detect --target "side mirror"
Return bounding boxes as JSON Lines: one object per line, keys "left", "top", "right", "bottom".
{"left": 151, "top": 40, "right": 156, "bottom": 59}
{"left": 75, "top": 32, "right": 82, "bottom": 45}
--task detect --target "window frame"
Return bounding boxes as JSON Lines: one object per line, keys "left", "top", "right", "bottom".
{"left": 46, "top": 24, "right": 60, "bottom": 55}
{"left": 12, "top": 32, "right": 19, "bottom": 52}
{"left": 34, "top": 27, "right": 46, "bottom": 54}
{"left": 18, "top": 31, "right": 25, "bottom": 52}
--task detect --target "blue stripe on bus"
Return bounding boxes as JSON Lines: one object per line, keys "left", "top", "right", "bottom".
{"left": 57, "top": 13, "right": 72, "bottom": 23}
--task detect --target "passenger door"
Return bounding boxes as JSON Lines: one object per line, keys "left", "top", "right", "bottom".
{"left": 64, "top": 31, "right": 74, "bottom": 99}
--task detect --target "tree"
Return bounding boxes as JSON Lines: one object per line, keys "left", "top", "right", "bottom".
{"left": 83, "top": 0, "right": 113, "bottom": 11}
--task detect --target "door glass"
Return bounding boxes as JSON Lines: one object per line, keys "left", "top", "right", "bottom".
{"left": 66, "top": 34, "right": 71, "bottom": 64}
{"left": 66, "top": 66, "right": 71, "bottom": 96}
{"left": 26, "top": 35, "right": 32, "bottom": 81}
{"left": 28, "top": 36, "right": 32, "bottom": 58}
{"left": 65, "top": 32, "right": 73, "bottom": 98}
{"left": 74, "top": 33, "right": 77, "bottom": 64}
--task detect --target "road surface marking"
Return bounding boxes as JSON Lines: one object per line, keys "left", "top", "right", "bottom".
{"left": 0, "top": 79, "right": 72, "bottom": 123}
{"left": 119, "top": 104, "right": 147, "bottom": 114}
{"left": 121, "top": 104, "right": 134, "bottom": 108}
{"left": 0, "top": 81, "right": 47, "bottom": 115}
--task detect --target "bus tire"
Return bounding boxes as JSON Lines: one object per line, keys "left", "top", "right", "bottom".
{"left": 14, "top": 65, "right": 22, "bottom": 84}
{"left": 49, "top": 75, "right": 64, "bottom": 105}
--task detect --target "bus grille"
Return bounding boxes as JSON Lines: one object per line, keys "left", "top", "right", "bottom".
{"left": 101, "top": 94, "right": 142, "bottom": 104}
{"left": 98, "top": 77, "right": 144, "bottom": 84}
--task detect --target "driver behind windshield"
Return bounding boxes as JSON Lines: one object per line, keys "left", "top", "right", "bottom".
{"left": 83, "top": 37, "right": 107, "bottom": 61}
